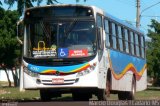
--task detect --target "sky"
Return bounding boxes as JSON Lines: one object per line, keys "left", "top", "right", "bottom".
{"left": 1, "top": 0, "right": 160, "bottom": 35}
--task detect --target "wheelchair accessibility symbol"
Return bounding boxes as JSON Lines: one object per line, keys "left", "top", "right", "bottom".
{"left": 58, "top": 48, "right": 68, "bottom": 58}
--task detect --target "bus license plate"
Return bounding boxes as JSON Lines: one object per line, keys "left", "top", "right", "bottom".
{"left": 52, "top": 78, "right": 64, "bottom": 84}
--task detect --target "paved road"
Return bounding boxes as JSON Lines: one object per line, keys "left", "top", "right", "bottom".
{"left": 1, "top": 101, "right": 90, "bottom": 106}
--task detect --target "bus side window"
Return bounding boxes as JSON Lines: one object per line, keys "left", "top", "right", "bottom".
{"left": 135, "top": 34, "right": 140, "bottom": 57}
{"left": 109, "top": 21, "right": 113, "bottom": 48}
{"left": 118, "top": 26, "right": 123, "bottom": 51}
{"left": 130, "top": 31, "right": 135, "bottom": 55}
{"left": 96, "top": 14, "right": 104, "bottom": 49}
{"left": 112, "top": 23, "right": 117, "bottom": 49}
{"left": 104, "top": 19, "right": 110, "bottom": 47}
{"left": 124, "top": 29, "right": 129, "bottom": 53}
{"left": 141, "top": 36, "right": 145, "bottom": 58}
{"left": 138, "top": 35, "right": 142, "bottom": 57}
{"left": 128, "top": 30, "right": 131, "bottom": 54}
{"left": 97, "top": 15, "right": 103, "bottom": 27}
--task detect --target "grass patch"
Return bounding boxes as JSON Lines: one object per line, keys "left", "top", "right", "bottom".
{"left": 135, "top": 88, "right": 160, "bottom": 100}
{"left": 0, "top": 87, "right": 39, "bottom": 101}
{"left": 0, "top": 87, "right": 160, "bottom": 101}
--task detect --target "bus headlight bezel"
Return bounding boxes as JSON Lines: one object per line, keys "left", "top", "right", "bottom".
{"left": 76, "top": 63, "right": 96, "bottom": 77}
{"left": 24, "top": 67, "right": 39, "bottom": 77}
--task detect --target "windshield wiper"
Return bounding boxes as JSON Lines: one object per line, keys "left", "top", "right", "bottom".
{"left": 64, "top": 19, "right": 78, "bottom": 36}
{"left": 40, "top": 21, "right": 50, "bottom": 38}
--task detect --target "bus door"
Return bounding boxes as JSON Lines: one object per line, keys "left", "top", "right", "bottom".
{"left": 97, "top": 14, "right": 107, "bottom": 88}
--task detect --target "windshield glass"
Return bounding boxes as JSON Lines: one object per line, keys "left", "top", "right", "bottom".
{"left": 26, "top": 20, "right": 97, "bottom": 58}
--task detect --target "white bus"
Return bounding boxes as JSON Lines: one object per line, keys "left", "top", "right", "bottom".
{"left": 17, "top": 4, "right": 147, "bottom": 101}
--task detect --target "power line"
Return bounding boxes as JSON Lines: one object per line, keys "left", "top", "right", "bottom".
{"left": 140, "top": 1, "right": 160, "bottom": 15}
{"left": 136, "top": 0, "right": 160, "bottom": 28}
{"left": 141, "top": 15, "right": 160, "bottom": 18}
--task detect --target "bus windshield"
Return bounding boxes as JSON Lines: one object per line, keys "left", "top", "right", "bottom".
{"left": 26, "top": 20, "right": 97, "bottom": 59}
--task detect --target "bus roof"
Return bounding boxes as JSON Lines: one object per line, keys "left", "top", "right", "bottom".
{"left": 104, "top": 12, "right": 144, "bottom": 34}
{"left": 25, "top": 4, "right": 93, "bottom": 11}
{"left": 25, "top": 4, "right": 144, "bottom": 35}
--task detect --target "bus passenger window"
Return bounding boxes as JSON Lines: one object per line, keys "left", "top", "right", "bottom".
{"left": 118, "top": 26, "right": 123, "bottom": 51}
{"left": 130, "top": 32, "right": 135, "bottom": 55}
{"left": 124, "top": 29, "right": 129, "bottom": 53}
{"left": 104, "top": 19, "right": 110, "bottom": 47}
{"left": 97, "top": 15, "right": 102, "bottom": 27}
{"left": 112, "top": 23, "right": 117, "bottom": 49}
{"left": 135, "top": 34, "right": 140, "bottom": 56}
{"left": 141, "top": 36, "right": 145, "bottom": 58}
{"left": 109, "top": 22, "right": 113, "bottom": 48}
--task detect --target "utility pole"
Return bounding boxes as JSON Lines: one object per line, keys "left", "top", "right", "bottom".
{"left": 136, "top": 0, "right": 140, "bottom": 28}
{"left": 136, "top": 1, "right": 160, "bottom": 28}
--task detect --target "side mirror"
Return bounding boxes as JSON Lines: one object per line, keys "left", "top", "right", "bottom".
{"left": 17, "top": 19, "right": 24, "bottom": 45}
{"left": 97, "top": 27, "right": 103, "bottom": 49}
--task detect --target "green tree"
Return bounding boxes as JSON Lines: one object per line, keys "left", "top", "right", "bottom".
{"left": 4, "top": 0, "right": 59, "bottom": 15}
{"left": 147, "top": 19, "right": 160, "bottom": 86}
{"left": 0, "top": 7, "right": 20, "bottom": 87}
{"left": 4, "top": 0, "right": 87, "bottom": 15}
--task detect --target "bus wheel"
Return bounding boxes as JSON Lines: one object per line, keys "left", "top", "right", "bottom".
{"left": 118, "top": 91, "right": 127, "bottom": 100}
{"left": 40, "top": 89, "right": 51, "bottom": 101}
{"left": 97, "top": 70, "right": 111, "bottom": 100}
{"left": 97, "top": 89, "right": 106, "bottom": 100}
{"left": 118, "top": 76, "right": 136, "bottom": 100}
{"left": 127, "top": 76, "right": 136, "bottom": 100}
{"left": 72, "top": 92, "right": 90, "bottom": 101}
{"left": 97, "top": 77, "right": 110, "bottom": 100}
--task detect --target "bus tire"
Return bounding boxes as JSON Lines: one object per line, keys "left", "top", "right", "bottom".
{"left": 40, "top": 89, "right": 51, "bottom": 101}
{"left": 97, "top": 70, "right": 111, "bottom": 100}
{"left": 118, "top": 76, "right": 136, "bottom": 100}
{"left": 118, "top": 91, "right": 127, "bottom": 100}
{"left": 72, "top": 92, "right": 90, "bottom": 101}
{"left": 127, "top": 76, "right": 136, "bottom": 100}
{"left": 97, "top": 89, "right": 107, "bottom": 100}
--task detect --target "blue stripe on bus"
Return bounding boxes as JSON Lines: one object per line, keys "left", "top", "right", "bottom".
{"left": 109, "top": 50, "right": 146, "bottom": 74}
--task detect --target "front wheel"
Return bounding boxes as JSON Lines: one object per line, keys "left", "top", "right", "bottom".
{"left": 40, "top": 89, "right": 51, "bottom": 101}
{"left": 72, "top": 92, "right": 90, "bottom": 101}
{"left": 97, "top": 89, "right": 107, "bottom": 100}
{"left": 97, "top": 78, "right": 110, "bottom": 100}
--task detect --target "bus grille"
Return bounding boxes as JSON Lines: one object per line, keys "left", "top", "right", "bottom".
{"left": 41, "top": 79, "right": 78, "bottom": 85}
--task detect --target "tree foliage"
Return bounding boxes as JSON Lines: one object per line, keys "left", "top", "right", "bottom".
{"left": 0, "top": 7, "right": 20, "bottom": 67}
{"left": 4, "top": 0, "right": 87, "bottom": 15}
{"left": 0, "top": 7, "right": 20, "bottom": 86}
{"left": 4, "top": 0, "right": 60, "bottom": 15}
{"left": 147, "top": 19, "right": 160, "bottom": 86}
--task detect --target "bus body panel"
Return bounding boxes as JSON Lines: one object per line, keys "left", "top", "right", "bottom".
{"left": 97, "top": 29, "right": 110, "bottom": 89}
{"left": 108, "top": 49, "right": 147, "bottom": 91}
{"left": 111, "top": 72, "right": 132, "bottom": 91}
{"left": 136, "top": 69, "right": 147, "bottom": 91}
{"left": 23, "top": 55, "right": 99, "bottom": 89}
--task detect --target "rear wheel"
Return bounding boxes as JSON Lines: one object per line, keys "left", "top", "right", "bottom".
{"left": 127, "top": 76, "right": 136, "bottom": 100}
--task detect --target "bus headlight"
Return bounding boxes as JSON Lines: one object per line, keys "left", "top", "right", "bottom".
{"left": 76, "top": 63, "right": 96, "bottom": 77}
{"left": 24, "top": 67, "right": 39, "bottom": 77}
